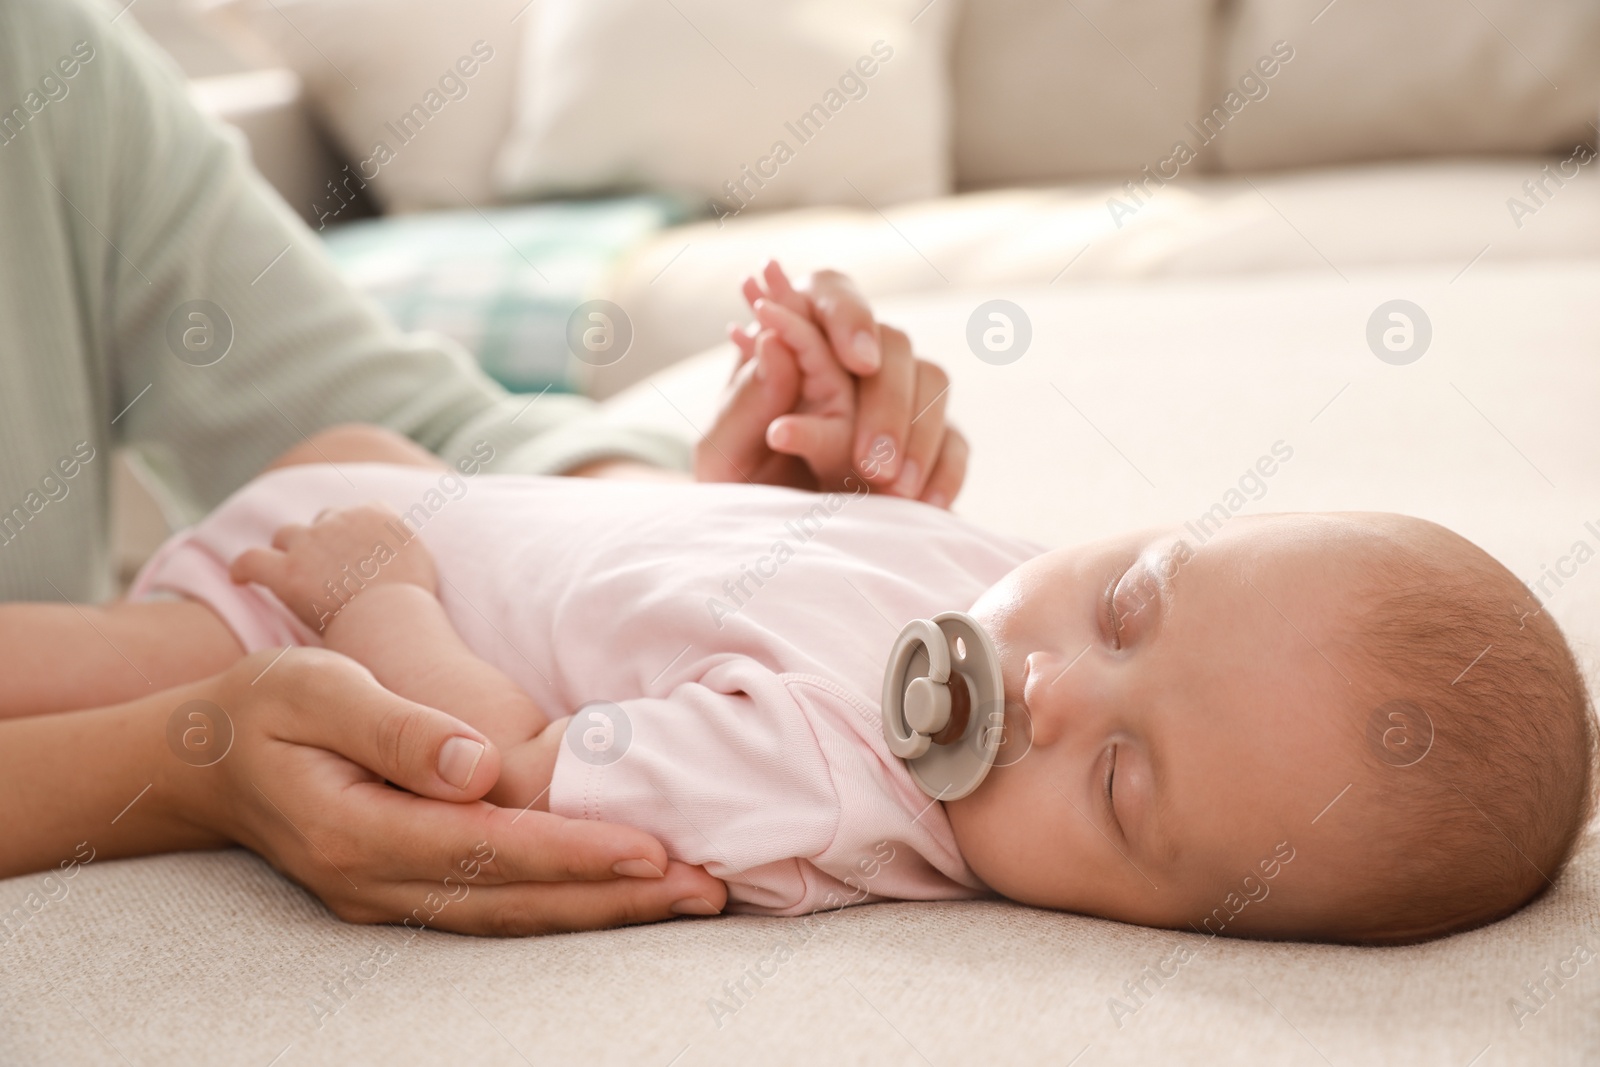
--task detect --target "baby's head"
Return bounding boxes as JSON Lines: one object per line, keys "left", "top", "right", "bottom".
{"left": 945, "top": 513, "right": 1596, "bottom": 943}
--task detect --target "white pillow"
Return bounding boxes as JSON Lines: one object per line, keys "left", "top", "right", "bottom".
{"left": 496, "top": 0, "right": 956, "bottom": 216}
{"left": 199, "top": 0, "right": 526, "bottom": 213}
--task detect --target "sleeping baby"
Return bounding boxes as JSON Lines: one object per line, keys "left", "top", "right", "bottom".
{"left": 124, "top": 420, "right": 1597, "bottom": 944}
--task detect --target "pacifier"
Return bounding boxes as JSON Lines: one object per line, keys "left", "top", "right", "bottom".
{"left": 880, "top": 611, "right": 1006, "bottom": 800}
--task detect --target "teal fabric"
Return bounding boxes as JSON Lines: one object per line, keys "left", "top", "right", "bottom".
{"left": 321, "top": 196, "right": 693, "bottom": 394}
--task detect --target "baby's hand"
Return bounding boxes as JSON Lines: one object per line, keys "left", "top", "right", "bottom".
{"left": 229, "top": 504, "right": 438, "bottom": 632}
{"left": 697, "top": 262, "right": 967, "bottom": 506}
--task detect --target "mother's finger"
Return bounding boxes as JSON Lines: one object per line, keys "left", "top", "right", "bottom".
{"left": 359, "top": 860, "right": 727, "bottom": 936}
{"left": 344, "top": 779, "right": 676, "bottom": 886}
{"left": 806, "top": 269, "right": 882, "bottom": 375}
{"left": 890, "top": 360, "right": 951, "bottom": 499}
{"left": 256, "top": 649, "right": 502, "bottom": 801}
{"left": 920, "top": 425, "right": 969, "bottom": 509}
{"left": 853, "top": 325, "right": 916, "bottom": 485}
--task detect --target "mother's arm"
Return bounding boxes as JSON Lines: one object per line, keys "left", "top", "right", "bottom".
{"left": 39, "top": 0, "right": 950, "bottom": 526}
{"left": 0, "top": 648, "right": 725, "bottom": 933}
{"left": 33, "top": 0, "right": 686, "bottom": 529}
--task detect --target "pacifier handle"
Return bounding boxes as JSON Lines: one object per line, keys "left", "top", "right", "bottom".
{"left": 880, "top": 611, "right": 1007, "bottom": 800}
{"left": 883, "top": 620, "right": 947, "bottom": 759}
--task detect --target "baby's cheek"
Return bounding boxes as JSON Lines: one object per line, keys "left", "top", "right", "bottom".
{"left": 948, "top": 766, "right": 1061, "bottom": 897}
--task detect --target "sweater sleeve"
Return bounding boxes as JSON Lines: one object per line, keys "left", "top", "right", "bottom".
{"left": 43, "top": 0, "right": 687, "bottom": 524}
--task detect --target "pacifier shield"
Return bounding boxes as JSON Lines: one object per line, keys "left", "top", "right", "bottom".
{"left": 880, "top": 611, "right": 1006, "bottom": 800}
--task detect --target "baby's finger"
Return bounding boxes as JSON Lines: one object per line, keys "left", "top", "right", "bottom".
{"left": 695, "top": 333, "right": 801, "bottom": 482}
{"left": 807, "top": 270, "right": 881, "bottom": 375}
{"left": 269, "top": 523, "right": 309, "bottom": 552}
{"left": 759, "top": 260, "right": 808, "bottom": 316}
{"left": 889, "top": 361, "right": 952, "bottom": 499}
{"left": 727, "top": 322, "right": 758, "bottom": 381}
{"left": 740, "top": 274, "right": 766, "bottom": 311}
{"left": 754, "top": 300, "right": 853, "bottom": 400}
{"left": 749, "top": 332, "right": 802, "bottom": 424}
{"left": 753, "top": 298, "right": 830, "bottom": 362}
{"left": 229, "top": 546, "right": 289, "bottom": 589}
{"left": 853, "top": 325, "right": 916, "bottom": 485}
{"left": 920, "top": 426, "right": 969, "bottom": 510}
{"left": 728, "top": 320, "right": 756, "bottom": 356}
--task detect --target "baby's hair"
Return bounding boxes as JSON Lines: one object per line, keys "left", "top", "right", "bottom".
{"left": 1333, "top": 516, "right": 1597, "bottom": 944}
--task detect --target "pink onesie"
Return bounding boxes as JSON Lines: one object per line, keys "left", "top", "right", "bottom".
{"left": 131, "top": 465, "right": 1043, "bottom": 915}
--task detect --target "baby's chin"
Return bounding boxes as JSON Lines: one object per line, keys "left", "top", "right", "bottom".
{"left": 939, "top": 744, "right": 1037, "bottom": 895}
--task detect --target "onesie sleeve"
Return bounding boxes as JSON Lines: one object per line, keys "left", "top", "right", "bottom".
{"left": 549, "top": 660, "right": 848, "bottom": 915}
{"left": 124, "top": 466, "right": 362, "bottom": 652}
{"left": 548, "top": 659, "right": 986, "bottom": 915}
{"left": 129, "top": 521, "right": 316, "bottom": 653}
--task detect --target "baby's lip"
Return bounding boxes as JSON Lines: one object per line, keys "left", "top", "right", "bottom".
{"left": 991, "top": 654, "right": 1038, "bottom": 769}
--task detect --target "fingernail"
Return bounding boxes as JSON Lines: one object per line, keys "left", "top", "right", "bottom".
{"left": 892, "top": 459, "right": 920, "bottom": 497}
{"left": 671, "top": 897, "right": 722, "bottom": 916}
{"left": 753, "top": 353, "right": 767, "bottom": 382}
{"left": 863, "top": 435, "right": 897, "bottom": 478}
{"left": 613, "top": 858, "right": 664, "bottom": 878}
{"left": 437, "top": 736, "right": 485, "bottom": 790}
{"left": 926, "top": 491, "right": 949, "bottom": 509}
{"left": 853, "top": 331, "right": 881, "bottom": 371}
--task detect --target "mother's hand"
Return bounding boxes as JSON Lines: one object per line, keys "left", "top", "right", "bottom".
{"left": 703, "top": 261, "right": 968, "bottom": 507}
{"left": 189, "top": 648, "right": 726, "bottom": 934}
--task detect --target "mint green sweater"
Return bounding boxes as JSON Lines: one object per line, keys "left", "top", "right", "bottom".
{"left": 0, "top": 0, "right": 685, "bottom": 603}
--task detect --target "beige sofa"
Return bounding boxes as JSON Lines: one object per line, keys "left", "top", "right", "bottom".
{"left": 176, "top": 0, "right": 1600, "bottom": 397}
{"left": 9, "top": 1, "right": 1598, "bottom": 1062}
{"left": 137, "top": 0, "right": 1600, "bottom": 400}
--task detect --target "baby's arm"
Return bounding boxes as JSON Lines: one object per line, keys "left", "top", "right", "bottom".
{"left": 326, "top": 585, "right": 567, "bottom": 808}
{"left": 229, "top": 505, "right": 566, "bottom": 809}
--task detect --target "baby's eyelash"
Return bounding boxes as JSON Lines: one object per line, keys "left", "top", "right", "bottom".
{"left": 1102, "top": 746, "right": 1118, "bottom": 825}
{"left": 1103, "top": 577, "right": 1121, "bottom": 649}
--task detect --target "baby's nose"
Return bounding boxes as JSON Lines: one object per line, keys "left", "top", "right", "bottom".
{"left": 1023, "top": 649, "right": 1083, "bottom": 747}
